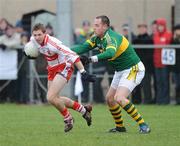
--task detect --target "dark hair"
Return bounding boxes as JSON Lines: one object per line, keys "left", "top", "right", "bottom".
{"left": 122, "top": 24, "right": 129, "bottom": 30}
{"left": 138, "top": 24, "right": 147, "bottom": 28}
{"left": 96, "top": 15, "right": 110, "bottom": 27}
{"left": 152, "top": 20, "right": 157, "bottom": 25}
{"left": 46, "top": 23, "right": 53, "bottom": 29}
{"left": 32, "top": 23, "right": 46, "bottom": 33}
{"left": 7, "top": 24, "right": 14, "bottom": 29}
{"left": 174, "top": 24, "right": 180, "bottom": 31}
{"left": 110, "top": 25, "right": 114, "bottom": 31}
{"left": 0, "top": 18, "right": 9, "bottom": 25}
{"left": 82, "top": 20, "right": 90, "bottom": 26}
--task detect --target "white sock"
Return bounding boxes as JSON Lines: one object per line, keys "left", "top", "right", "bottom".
{"left": 78, "top": 105, "right": 86, "bottom": 115}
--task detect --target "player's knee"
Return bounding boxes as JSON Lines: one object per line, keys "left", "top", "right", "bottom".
{"left": 114, "top": 96, "right": 126, "bottom": 106}
{"left": 106, "top": 95, "right": 114, "bottom": 106}
{"left": 47, "top": 93, "right": 55, "bottom": 104}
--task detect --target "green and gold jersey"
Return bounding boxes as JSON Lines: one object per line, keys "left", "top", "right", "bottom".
{"left": 71, "top": 28, "right": 140, "bottom": 71}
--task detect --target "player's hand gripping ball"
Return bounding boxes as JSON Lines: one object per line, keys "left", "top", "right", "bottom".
{"left": 24, "top": 41, "right": 39, "bottom": 59}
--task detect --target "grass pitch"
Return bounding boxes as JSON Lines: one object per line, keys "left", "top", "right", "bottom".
{"left": 0, "top": 104, "right": 180, "bottom": 146}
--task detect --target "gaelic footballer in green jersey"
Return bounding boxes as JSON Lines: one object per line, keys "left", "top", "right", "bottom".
{"left": 71, "top": 15, "right": 150, "bottom": 134}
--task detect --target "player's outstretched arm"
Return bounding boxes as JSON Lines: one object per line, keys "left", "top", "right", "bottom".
{"left": 89, "top": 48, "right": 116, "bottom": 63}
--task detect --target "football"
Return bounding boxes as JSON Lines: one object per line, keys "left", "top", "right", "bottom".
{"left": 24, "top": 41, "right": 39, "bottom": 58}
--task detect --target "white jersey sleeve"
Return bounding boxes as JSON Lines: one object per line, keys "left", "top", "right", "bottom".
{"left": 47, "top": 36, "right": 79, "bottom": 64}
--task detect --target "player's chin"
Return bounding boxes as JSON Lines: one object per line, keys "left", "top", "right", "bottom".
{"left": 36, "top": 40, "right": 42, "bottom": 44}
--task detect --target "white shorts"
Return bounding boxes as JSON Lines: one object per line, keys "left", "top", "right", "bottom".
{"left": 110, "top": 61, "right": 145, "bottom": 92}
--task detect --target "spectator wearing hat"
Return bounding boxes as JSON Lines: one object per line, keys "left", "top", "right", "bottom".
{"left": 153, "top": 18, "right": 172, "bottom": 104}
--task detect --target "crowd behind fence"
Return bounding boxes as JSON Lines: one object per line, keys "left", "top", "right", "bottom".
{"left": 1, "top": 16, "right": 180, "bottom": 105}
{"left": 0, "top": 45, "right": 180, "bottom": 105}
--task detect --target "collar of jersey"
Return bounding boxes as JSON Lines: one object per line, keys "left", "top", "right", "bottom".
{"left": 41, "top": 34, "right": 49, "bottom": 46}
{"left": 101, "top": 28, "right": 111, "bottom": 40}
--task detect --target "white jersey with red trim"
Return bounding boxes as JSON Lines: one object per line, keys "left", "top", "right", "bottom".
{"left": 30, "top": 34, "right": 79, "bottom": 67}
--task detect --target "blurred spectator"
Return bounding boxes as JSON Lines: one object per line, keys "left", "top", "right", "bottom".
{"left": 171, "top": 24, "right": 180, "bottom": 104}
{"left": 73, "top": 21, "right": 89, "bottom": 100}
{"left": 46, "top": 23, "right": 54, "bottom": 36}
{"left": 16, "top": 31, "right": 30, "bottom": 103}
{"left": 20, "top": 31, "right": 29, "bottom": 45}
{"left": 122, "top": 24, "right": 136, "bottom": 42}
{"left": 0, "top": 24, "right": 21, "bottom": 50}
{"left": 73, "top": 20, "right": 93, "bottom": 102}
{"left": 150, "top": 20, "right": 157, "bottom": 37}
{"left": 74, "top": 20, "right": 93, "bottom": 44}
{"left": 74, "top": 20, "right": 106, "bottom": 102}
{"left": 0, "top": 18, "right": 9, "bottom": 36}
{"left": 150, "top": 20, "right": 157, "bottom": 103}
{"left": 15, "top": 20, "right": 30, "bottom": 45}
{"left": 15, "top": 20, "right": 24, "bottom": 34}
{"left": 0, "top": 24, "right": 21, "bottom": 102}
{"left": 153, "top": 18, "right": 172, "bottom": 104}
{"left": 132, "top": 24, "right": 154, "bottom": 104}
{"left": 14, "top": 19, "right": 30, "bottom": 103}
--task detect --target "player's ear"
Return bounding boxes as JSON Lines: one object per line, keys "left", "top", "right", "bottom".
{"left": 103, "top": 24, "right": 108, "bottom": 31}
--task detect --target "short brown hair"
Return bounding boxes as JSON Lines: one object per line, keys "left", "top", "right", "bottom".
{"left": 138, "top": 24, "right": 147, "bottom": 28}
{"left": 32, "top": 23, "right": 46, "bottom": 33}
{"left": 96, "top": 15, "right": 110, "bottom": 27}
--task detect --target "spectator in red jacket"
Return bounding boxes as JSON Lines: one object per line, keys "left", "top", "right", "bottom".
{"left": 153, "top": 18, "right": 172, "bottom": 104}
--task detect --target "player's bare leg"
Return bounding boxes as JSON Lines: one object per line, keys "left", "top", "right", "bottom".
{"left": 47, "top": 74, "right": 74, "bottom": 132}
{"left": 47, "top": 74, "right": 92, "bottom": 132}
{"left": 114, "top": 86, "right": 150, "bottom": 134}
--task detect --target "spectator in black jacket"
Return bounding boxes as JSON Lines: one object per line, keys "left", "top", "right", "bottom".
{"left": 122, "top": 24, "right": 136, "bottom": 42}
{"left": 132, "top": 24, "right": 154, "bottom": 104}
{"left": 172, "top": 24, "right": 180, "bottom": 104}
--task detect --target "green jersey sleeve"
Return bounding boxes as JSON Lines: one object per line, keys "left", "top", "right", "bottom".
{"left": 96, "top": 47, "right": 116, "bottom": 60}
{"left": 96, "top": 33, "right": 117, "bottom": 61}
{"left": 71, "top": 35, "right": 97, "bottom": 55}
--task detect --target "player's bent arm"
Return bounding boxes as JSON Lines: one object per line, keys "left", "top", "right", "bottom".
{"left": 90, "top": 48, "right": 116, "bottom": 63}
